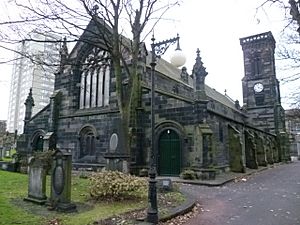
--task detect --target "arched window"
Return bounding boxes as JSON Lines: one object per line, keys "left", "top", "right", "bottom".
{"left": 79, "top": 126, "right": 96, "bottom": 158}
{"left": 79, "top": 48, "right": 110, "bottom": 109}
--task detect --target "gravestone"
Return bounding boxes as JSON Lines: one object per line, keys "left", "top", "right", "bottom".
{"left": 24, "top": 157, "right": 47, "bottom": 204}
{"left": 49, "top": 149, "right": 76, "bottom": 212}
{"left": 105, "top": 133, "right": 129, "bottom": 172}
{"left": 106, "top": 133, "right": 119, "bottom": 170}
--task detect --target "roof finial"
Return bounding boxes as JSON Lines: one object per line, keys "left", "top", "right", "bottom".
{"left": 196, "top": 48, "right": 200, "bottom": 57}
{"left": 59, "top": 37, "right": 68, "bottom": 70}
{"left": 25, "top": 88, "right": 35, "bottom": 107}
{"left": 92, "top": 5, "right": 99, "bottom": 15}
{"left": 175, "top": 33, "right": 181, "bottom": 50}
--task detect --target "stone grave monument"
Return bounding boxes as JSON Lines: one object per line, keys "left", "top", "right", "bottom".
{"left": 24, "top": 156, "right": 48, "bottom": 204}
{"left": 49, "top": 149, "right": 76, "bottom": 212}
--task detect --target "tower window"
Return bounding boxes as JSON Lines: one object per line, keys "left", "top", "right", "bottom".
{"left": 255, "top": 94, "right": 265, "bottom": 106}
{"left": 251, "top": 55, "right": 261, "bottom": 76}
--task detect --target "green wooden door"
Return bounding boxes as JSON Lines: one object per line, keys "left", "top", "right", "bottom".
{"left": 158, "top": 129, "right": 181, "bottom": 176}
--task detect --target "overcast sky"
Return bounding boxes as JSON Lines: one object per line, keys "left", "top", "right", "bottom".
{"left": 0, "top": 0, "right": 294, "bottom": 120}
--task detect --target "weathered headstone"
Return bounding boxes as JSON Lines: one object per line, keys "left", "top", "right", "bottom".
{"left": 105, "top": 133, "right": 129, "bottom": 172}
{"left": 106, "top": 133, "right": 119, "bottom": 170}
{"left": 24, "top": 157, "right": 47, "bottom": 204}
{"left": 49, "top": 149, "right": 76, "bottom": 212}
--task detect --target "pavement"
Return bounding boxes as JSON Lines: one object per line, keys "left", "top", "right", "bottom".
{"left": 140, "top": 163, "right": 284, "bottom": 224}
{"left": 160, "top": 165, "right": 273, "bottom": 187}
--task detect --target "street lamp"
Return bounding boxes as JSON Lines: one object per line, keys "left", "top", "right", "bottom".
{"left": 147, "top": 34, "right": 186, "bottom": 224}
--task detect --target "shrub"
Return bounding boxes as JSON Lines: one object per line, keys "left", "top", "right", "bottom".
{"left": 179, "top": 169, "right": 197, "bottom": 180}
{"left": 89, "top": 171, "right": 147, "bottom": 201}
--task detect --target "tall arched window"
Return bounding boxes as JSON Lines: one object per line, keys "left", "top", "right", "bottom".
{"left": 79, "top": 48, "right": 110, "bottom": 109}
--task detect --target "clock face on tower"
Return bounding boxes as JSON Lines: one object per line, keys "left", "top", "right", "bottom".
{"left": 253, "top": 82, "right": 264, "bottom": 93}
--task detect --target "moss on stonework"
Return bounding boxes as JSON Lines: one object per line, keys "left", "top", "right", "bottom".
{"left": 228, "top": 126, "right": 245, "bottom": 173}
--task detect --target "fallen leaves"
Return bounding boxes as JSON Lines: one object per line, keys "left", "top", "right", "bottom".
{"left": 47, "top": 218, "right": 61, "bottom": 225}
{"left": 234, "top": 176, "right": 249, "bottom": 183}
{"left": 159, "top": 203, "right": 200, "bottom": 225}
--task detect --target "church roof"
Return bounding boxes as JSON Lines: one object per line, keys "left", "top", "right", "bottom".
{"left": 67, "top": 18, "right": 239, "bottom": 112}
{"left": 205, "top": 86, "right": 238, "bottom": 111}
{"left": 146, "top": 53, "right": 239, "bottom": 111}
{"left": 151, "top": 54, "right": 194, "bottom": 86}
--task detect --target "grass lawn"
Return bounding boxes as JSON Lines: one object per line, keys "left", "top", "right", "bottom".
{"left": 0, "top": 170, "right": 146, "bottom": 225}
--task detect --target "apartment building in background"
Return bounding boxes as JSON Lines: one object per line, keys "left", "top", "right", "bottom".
{"left": 7, "top": 31, "right": 60, "bottom": 134}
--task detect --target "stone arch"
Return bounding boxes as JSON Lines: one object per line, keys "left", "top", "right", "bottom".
{"left": 155, "top": 121, "right": 186, "bottom": 138}
{"left": 78, "top": 124, "right": 98, "bottom": 160}
{"left": 30, "top": 129, "right": 46, "bottom": 152}
{"left": 155, "top": 121, "right": 186, "bottom": 176}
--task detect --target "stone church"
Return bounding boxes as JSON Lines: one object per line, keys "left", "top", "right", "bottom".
{"left": 17, "top": 19, "right": 290, "bottom": 176}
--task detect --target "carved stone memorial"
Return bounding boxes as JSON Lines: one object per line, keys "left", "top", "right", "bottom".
{"left": 24, "top": 157, "right": 47, "bottom": 204}
{"left": 49, "top": 149, "right": 76, "bottom": 212}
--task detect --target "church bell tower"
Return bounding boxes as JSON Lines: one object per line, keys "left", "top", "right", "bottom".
{"left": 240, "top": 31, "right": 285, "bottom": 134}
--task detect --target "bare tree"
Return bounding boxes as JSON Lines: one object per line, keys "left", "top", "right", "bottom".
{"left": 1, "top": 0, "right": 180, "bottom": 170}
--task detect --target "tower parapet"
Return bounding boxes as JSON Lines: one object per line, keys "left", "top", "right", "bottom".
{"left": 240, "top": 31, "right": 276, "bottom": 50}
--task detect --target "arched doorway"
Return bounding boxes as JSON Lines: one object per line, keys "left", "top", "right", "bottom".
{"left": 33, "top": 135, "right": 44, "bottom": 151}
{"left": 31, "top": 130, "right": 45, "bottom": 152}
{"left": 158, "top": 129, "right": 181, "bottom": 176}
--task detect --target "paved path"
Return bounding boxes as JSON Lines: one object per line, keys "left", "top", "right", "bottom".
{"left": 181, "top": 162, "right": 300, "bottom": 225}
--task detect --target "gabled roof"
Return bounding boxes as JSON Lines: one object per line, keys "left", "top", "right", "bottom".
{"left": 68, "top": 18, "right": 133, "bottom": 61}
{"left": 68, "top": 18, "right": 109, "bottom": 59}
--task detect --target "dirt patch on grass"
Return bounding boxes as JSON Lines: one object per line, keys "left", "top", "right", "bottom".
{"left": 11, "top": 198, "right": 93, "bottom": 217}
